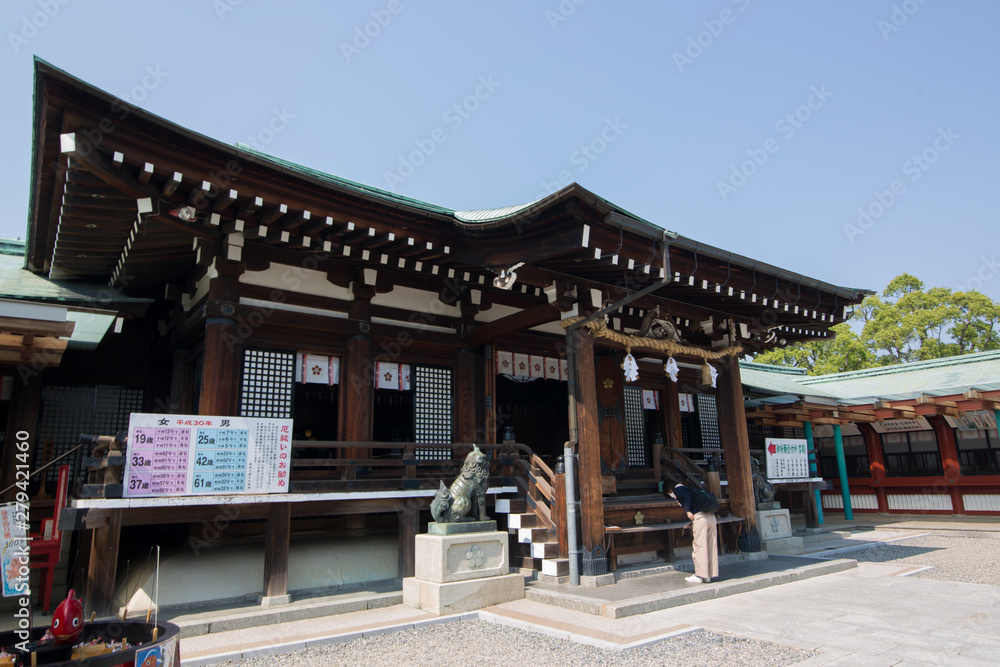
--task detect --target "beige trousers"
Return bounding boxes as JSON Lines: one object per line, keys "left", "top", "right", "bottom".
{"left": 692, "top": 511, "right": 719, "bottom": 580}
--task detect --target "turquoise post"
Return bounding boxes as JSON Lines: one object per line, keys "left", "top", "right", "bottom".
{"left": 803, "top": 421, "right": 824, "bottom": 524}
{"left": 833, "top": 423, "right": 853, "bottom": 520}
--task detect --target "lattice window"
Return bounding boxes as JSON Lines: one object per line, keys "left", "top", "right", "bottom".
{"left": 239, "top": 348, "right": 294, "bottom": 418}
{"left": 35, "top": 385, "right": 144, "bottom": 489}
{"left": 696, "top": 393, "right": 721, "bottom": 449}
{"left": 623, "top": 386, "right": 647, "bottom": 467}
{"left": 414, "top": 365, "right": 452, "bottom": 460}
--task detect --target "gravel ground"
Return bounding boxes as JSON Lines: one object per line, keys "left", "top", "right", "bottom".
{"left": 220, "top": 620, "right": 813, "bottom": 667}
{"left": 832, "top": 534, "right": 1000, "bottom": 585}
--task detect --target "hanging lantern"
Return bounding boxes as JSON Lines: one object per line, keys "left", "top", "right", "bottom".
{"left": 622, "top": 350, "right": 639, "bottom": 383}
{"left": 664, "top": 356, "right": 679, "bottom": 383}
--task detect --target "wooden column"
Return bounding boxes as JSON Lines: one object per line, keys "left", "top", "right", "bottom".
{"left": 570, "top": 328, "right": 605, "bottom": 571}
{"left": 0, "top": 372, "right": 44, "bottom": 501}
{"left": 715, "top": 360, "right": 756, "bottom": 531}
{"left": 199, "top": 271, "right": 241, "bottom": 416}
{"left": 861, "top": 424, "right": 889, "bottom": 513}
{"left": 398, "top": 499, "right": 419, "bottom": 578}
{"left": 262, "top": 502, "right": 291, "bottom": 600}
{"left": 484, "top": 346, "right": 497, "bottom": 443}
{"left": 932, "top": 416, "right": 964, "bottom": 513}
{"left": 455, "top": 348, "right": 476, "bottom": 443}
{"left": 85, "top": 509, "right": 122, "bottom": 617}
{"left": 339, "top": 334, "right": 373, "bottom": 456}
{"left": 663, "top": 380, "right": 683, "bottom": 451}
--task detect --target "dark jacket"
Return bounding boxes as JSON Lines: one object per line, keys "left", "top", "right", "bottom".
{"left": 672, "top": 484, "right": 694, "bottom": 512}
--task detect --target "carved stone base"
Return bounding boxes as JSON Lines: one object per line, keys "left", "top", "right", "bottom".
{"left": 427, "top": 520, "right": 497, "bottom": 536}
{"left": 402, "top": 573, "right": 524, "bottom": 615}
{"left": 414, "top": 531, "right": 509, "bottom": 583}
{"left": 758, "top": 508, "right": 793, "bottom": 540}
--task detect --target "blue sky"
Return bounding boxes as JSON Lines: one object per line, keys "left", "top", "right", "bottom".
{"left": 2, "top": 1, "right": 998, "bottom": 300}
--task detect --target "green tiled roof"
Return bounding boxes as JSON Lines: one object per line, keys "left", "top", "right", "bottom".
{"left": 0, "top": 251, "right": 149, "bottom": 305}
{"left": 233, "top": 144, "right": 455, "bottom": 218}
{"left": 741, "top": 351, "right": 1000, "bottom": 404}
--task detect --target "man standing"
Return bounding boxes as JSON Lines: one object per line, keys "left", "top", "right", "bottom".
{"left": 669, "top": 481, "right": 718, "bottom": 583}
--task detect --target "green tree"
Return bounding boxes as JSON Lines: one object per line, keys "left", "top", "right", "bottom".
{"left": 752, "top": 273, "right": 1000, "bottom": 374}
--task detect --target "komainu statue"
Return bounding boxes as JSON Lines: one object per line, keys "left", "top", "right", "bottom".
{"left": 751, "top": 457, "right": 775, "bottom": 503}
{"left": 431, "top": 444, "right": 490, "bottom": 523}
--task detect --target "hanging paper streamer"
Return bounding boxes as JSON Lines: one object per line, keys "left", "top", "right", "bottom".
{"left": 664, "top": 356, "right": 679, "bottom": 383}
{"left": 701, "top": 362, "right": 718, "bottom": 388}
{"left": 622, "top": 352, "right": 639, "bottom": 383}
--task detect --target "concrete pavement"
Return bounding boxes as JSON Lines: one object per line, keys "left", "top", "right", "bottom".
{"left": 174, "top": 514, "right": 1000, "bottom": 666}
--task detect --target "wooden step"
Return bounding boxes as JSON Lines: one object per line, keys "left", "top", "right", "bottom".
{"left": 512, "top": 555, "right": 541, "bottom": 570}
{"left": 495, "top": 498, "right": 527, "bottom": 514}
{"left": 530, "top": 541, "right": 560, "bottom": 559}
{"left": 507, "top": 513, "right": 537, "bottom": 529}
{"left": 517, "top": 527, "right": 550, "bottom": 544}
{"left": 541, "top": 558, "right": 569, "bottom": 577}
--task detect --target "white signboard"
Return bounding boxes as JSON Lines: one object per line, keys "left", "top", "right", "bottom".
{"left": 124, "top": 413, "right": 293, "bottom": 497}
{"left": 765, "top": 437, "right": 810, "bottom": 480}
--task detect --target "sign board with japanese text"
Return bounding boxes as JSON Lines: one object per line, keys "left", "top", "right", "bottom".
{"left": 1, "top": 503, "right": 27, "bottom": 597}
{"left": 764, "top": 437, "right": 810, "bottom": 481}
{"left": 123, "top": 413, "right": 293, "bottom": 497}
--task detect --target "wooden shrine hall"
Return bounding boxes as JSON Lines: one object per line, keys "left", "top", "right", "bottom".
{"left": 4, "top": 60, "right": 869, "bottom": 614}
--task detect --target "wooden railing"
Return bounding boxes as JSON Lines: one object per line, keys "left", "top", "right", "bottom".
{"left": 510, "top": 452, "right": 566, "bottom": 553}
{"left": 289, "top": 440, "right": 528, "bottom": 493}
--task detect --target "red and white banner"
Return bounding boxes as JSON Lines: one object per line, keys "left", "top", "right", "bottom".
{"left": 545, "top": 357, "right": 560, "bottom": 380}
{"left": 513, "top": 353, "right": 530, "bottom": 377}
{"left": 376, "top": 362, "right": 412, "bottom": 390}
{"left": 642, "top": 389, "right": 660, "bottom": 410}
{"left": 496, "top": 350, "right": 514, "bottom": 375}
{"left": 529, "top": 355, "right": 546, "bottom": 379}
{"left": 296, "top": 353, "right": 339, "bottom": 385}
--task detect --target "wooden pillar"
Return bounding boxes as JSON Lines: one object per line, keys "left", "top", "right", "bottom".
{"left": 862, "top": 424, "right": 889, "bottom": 513}
{"left": 569, "top": 328, "right": 605, "bottom": 572}
{"left": 398, "top": 499, "right": 419, "bottom": 578}
{"left": 339, "top": 335, "right": 373, "bottom": 456}
{"left": 262, "top": 502, "right": 291, "bottom": 601}
{"left": 85, "top": 509, "right": 122, "bottom": 617}
{"left": 484, "top": 346, "right": 497, "bottom": 444}
{"left": 715, "top": 360, "right": 757, "bottom": 531}
{"left": 455, "top": 348, "right": 476, "bottom": 443}
{"left": 1, "top": 372, "right": 44, "bottom": 501}
{"left": 199, "top": 272, "right": 240, "bottom": 416}
{"left": 932, "top": 416, "right": 964, "bottom": 513}
{"left": 663, "top": 379, "right": 683, "bottom": 451}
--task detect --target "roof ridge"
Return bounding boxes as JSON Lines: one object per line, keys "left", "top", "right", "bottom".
{"left": 801, "top": 349, "right": 1000, "bottom": 384}
{"left": 739, "top": 360, "right": 809, "bottom": 376}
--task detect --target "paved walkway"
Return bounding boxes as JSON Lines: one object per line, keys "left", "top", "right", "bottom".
{"left": 175, "top": 515, "right": 1000, "bottom": 665}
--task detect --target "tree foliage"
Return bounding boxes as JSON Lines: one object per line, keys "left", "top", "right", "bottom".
{"left": 752, "top": 273, "right": 1000, "bottom": 375}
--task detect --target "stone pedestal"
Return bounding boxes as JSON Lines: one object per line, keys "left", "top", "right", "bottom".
{"left": 403, "top": 527, "right": 523, "bottom": 615}
{"left": 758, "top": 509, "right": 792, "bottom": 539}
{"left": 758, "top": 508, "right": 803, "bottom": 555}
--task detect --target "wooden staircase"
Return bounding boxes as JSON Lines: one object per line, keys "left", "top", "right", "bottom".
{"left": 494, "top": 449, "right": 569, "bottom": 580}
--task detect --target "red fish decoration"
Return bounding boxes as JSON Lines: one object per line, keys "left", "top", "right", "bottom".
{"left": 51, "top": 588, "right": 84, "bottom": 645}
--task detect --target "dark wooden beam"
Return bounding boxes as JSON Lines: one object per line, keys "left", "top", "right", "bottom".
{"left": 466, "top": 302, "right": 560, "bottom": 346}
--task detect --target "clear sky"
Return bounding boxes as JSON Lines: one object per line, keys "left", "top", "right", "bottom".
{"left": 2, "top": 1, "right": 998, "bottom": 300}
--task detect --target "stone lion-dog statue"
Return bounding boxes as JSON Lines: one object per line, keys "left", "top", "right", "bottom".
{"left": 431, "top": 444, "right": 490, "bottom": 523}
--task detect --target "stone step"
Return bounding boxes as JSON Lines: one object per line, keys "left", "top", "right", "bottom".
{"left": 507, "top": 513, "right": 537, "bottom": 530}
{"left": 761, "top": 536, "right": 805, "bottom": 555}
{"left": 800, "top": 530, "right": 852, "bottom": 545}
{"left": 541, "top": 558, "right": 570, "bottom": 577}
